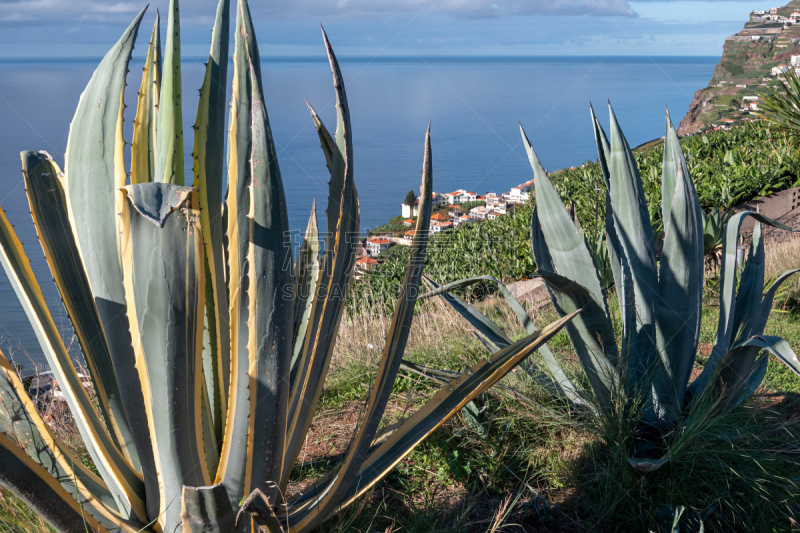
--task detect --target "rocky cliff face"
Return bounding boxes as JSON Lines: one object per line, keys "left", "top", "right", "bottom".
{"left": 677, "top": 90, "right": 708, "bottom": 136}
{"left": 678, "top": 0, "right": 800, "bottom": 135}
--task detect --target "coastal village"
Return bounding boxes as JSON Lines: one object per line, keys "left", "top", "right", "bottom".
{"left": 355, "top": 180, "right": 533, "bottom": 271}
{"left": 357, "top": 1, "right": 800, "bottom": 274}
{"left": 678, "top": 0, "right": 800, "bottom": 134}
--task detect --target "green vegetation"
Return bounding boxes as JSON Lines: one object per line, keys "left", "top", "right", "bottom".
{"left": 369, "top": 214, "right": 407, "bottom": 235}
{"left": 760, "top": 65, "right": 800, "bottom": 147}
{"left": 451, "top": 199, "right": 486, "bottom": 212}
{"left": 350, "top": 202, "right": 536, "bottom": 312}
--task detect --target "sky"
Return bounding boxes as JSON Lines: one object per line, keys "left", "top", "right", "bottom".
{"left": 0, "top": 0, "right": 765, "bottom": 57}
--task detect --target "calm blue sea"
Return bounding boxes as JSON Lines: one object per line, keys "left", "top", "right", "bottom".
{"left": 0, "top": 55, "right": 717, "bottom": 370}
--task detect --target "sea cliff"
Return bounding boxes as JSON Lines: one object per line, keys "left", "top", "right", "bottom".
{"left": 678, "top": 0, "right": 800, "bottom": 134}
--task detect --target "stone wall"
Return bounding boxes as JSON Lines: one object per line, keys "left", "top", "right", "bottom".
{"left": 733, "top": 186, "right": 800, "bottom": 246}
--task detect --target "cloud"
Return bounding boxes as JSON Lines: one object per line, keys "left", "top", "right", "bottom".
{"left": 0, "top": 0, "right": 636, "bottom": 24}
{"left": 0, "top": 0, "right": 140, "bottom": 23}
{"left": 258, "top": 0, "right": 637, "bottom": 18}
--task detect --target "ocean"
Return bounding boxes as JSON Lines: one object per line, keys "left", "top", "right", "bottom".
{"left": 0, "top": 55, "right": 717, "bottom": 370}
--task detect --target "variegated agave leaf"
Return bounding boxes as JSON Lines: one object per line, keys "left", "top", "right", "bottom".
{"left": 193, "top": 0, "right": 231, "bottom": 472}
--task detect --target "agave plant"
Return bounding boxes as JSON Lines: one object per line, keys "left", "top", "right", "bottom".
{"left": 700, "top": 206, "right": 730, "bottom": 269}
{"left": 422, "top": 104, "right": 800, "bottom": 469}
{"left": 0, "top": 2, "right": 576, "bottom": 532}
{"left": 759, "top": 65, "right": 800, "bottom": 147}
{"left": 589, "top": 233, "right": 613, "bottom": 291}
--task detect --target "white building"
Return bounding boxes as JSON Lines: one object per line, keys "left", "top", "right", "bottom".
{"left": 401, "top": 192, "right": 446, "bottom": 218}
{"left": 469, "top": 206, "right": 489, "bottom": 220}
{"left": 753, "top": 9, "right": 765, "bottom": 15}
{"left": 742, "top": 95, "right": 759, "bottom": 101}
{"left": 430, "top": 220, "right": 453, "bottom": 234}
{"left": 401, "top": 203, "right": 418, "bottom": 218}
{"left": 486, "top": 210, "right": 503, "bottom": 221}
{"left": 356, "top": 256, "right": 378, "bottom": 271}
{"left": 453, "top": 214, "right": 475, "bottom": 227}
{"left": 772, "top": 64, "right": 789, "bottom": 76}
{"left": 366, "top": 238, "right": 393, "bottom": 256}
{"left": 770, "top": 7, "right": 778, "bottom": 14}
{"left": 444, "top": 189, "right": 477, "bottom": 204}
{"left": 505, "top": 179, "right": 534, "bottom": 203}
{"left": 485, "top": 192, "right": 505, "bottom": 209}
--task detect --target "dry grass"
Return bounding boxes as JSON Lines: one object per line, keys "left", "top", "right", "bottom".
{"left": 765, "top": 232, "right": 800, "bottom": 281}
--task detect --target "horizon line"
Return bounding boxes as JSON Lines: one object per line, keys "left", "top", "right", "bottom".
{"left": 0, "top": 54, "right": 721, "bottom": 62}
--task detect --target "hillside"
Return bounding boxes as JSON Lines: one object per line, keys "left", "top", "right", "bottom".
{"left": 678, "top": 0, "right": 800, "bottom": 134}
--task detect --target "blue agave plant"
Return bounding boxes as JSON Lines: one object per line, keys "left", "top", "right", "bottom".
{"left": 422, "top": 105, "right": 800, "bottom": 470}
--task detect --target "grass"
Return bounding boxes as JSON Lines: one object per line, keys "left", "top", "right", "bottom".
{"left": 0, "top": 489, "right": 54, "bottom": 532}
{"left": 4, "top": 235, "right": 800, "bottom": 533}
{"left": 301, "top": 237, "right": 800, "bottom": 532}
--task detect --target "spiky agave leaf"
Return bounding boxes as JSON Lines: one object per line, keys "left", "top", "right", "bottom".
{"left": 193, "top": 0, "right": 231, "bottom": 465}
{"left": 522, "top": 124, "right": 609, "bottom": 313}
{"left": 60, "top": 6, "right": 158, "bottom": 518}
{"left": 239, "top": 56, "right": 293, "bottom": 505}
{"left": 290, "top": 200, "right": 320, "bottom": 377}
{"left": 307, "top": 100, "right": 336, "bottom": 173}
{"left": 119, "top": 183, "right": 209, "bottom": 532}
{"left": 131, "top": 12, "right": 161, "bottom": 185}
{"left": 215, "top": 0, "right": 294, "bottom": 513}
{"left": 22, "top": 151, "right": 137, "bottom": 467}
{"left": 419, "top": 275, "right": 584, "bottom": 405}
{"left": 712, "top": 225, "right": 798, "bottom": 410}
{"left": 523, "top": 124, "right": 617, "bottom": 412}
{"left": 0, "top": 430, "right": 116, "bottom": 533}
{"left": 688, "top": 211, "right": 792, "bottom": 400}
{"left": 606, "top": 104, "right": 660, "bottom": 391}
{"left": 155, "top": 0, "right": 184, "bottom": 185}
{"left": 0, "top": 350, "right": 141, "bottom": 532}
{"left": 652, "top": 109, "right": 704, "bottom": 424}
{"left": 21, "top": 152, "right": 139, "bottom": 467}
{"left": 0, "top": 205, "right": 147, "bottom": 522}
{"left": 217, "top": 0, "right": 260, "bottom": 508}
{"left": 420, "top": 276, "right": 512, "bottom": 350}
{"left": 289, "top": 125, "right": 433, "bottom": 532}
{"left": 280, "top": 26, "right": 360, "bottom": 493}
{"left": 590, "top": 105, "right": 633, "bottom": 357}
